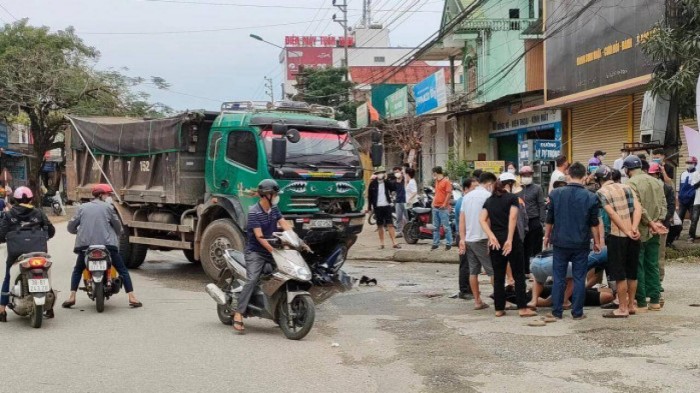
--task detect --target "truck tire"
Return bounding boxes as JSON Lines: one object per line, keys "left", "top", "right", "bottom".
{"left": 183, "top": 249, "right": 200, "bottom": 264}
{"left": 201, "top": 219, "right": 245, "bottom": 281}
{"left": 119, "top": 231, "right": 148, "bottom": 269}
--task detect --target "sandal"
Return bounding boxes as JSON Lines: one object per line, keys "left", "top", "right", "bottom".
{"left": 61, "top": 300, "right": 75, "bottom": 309}
{"left": 233, "top": 315, "right": 245, "bottom": 333}
{"left": 519, "top": 310, "right": 538, "bottom": 318}
{"left": 129, "top": 302, "right": 143, "bottom": 308}
{"left": 392, "top": 244, "right": 401, "bottom": 249}
{"left": 473, "top": 303, "right": 490, "bottom": 310}
{"left": 495, "top": 311, "right": 506, "bottom": 317}
{"left": 542, "top": 315, "right": 558, "bottom": 323}
{"left": 602, "top": 311, "right": 628, "bottom": 318}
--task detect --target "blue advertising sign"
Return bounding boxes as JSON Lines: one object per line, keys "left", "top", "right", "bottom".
{"left": 533, "top": 140, "right": 562, "bottom": 161}
{"left": 0, "top": 123, "right": 8, "bottom": 149}
{"left": 413, "top": 69, "right": 446, "bottom": 116}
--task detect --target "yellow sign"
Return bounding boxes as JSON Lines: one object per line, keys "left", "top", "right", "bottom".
{"left": 474, "top": 161, "right": 505, "bottom": 175}
{"left": 308, "top": 172, "right": 335, "bottom": 178}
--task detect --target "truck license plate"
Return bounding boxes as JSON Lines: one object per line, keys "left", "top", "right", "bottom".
{"left": 310, "top": 219, "right": 333, "bottom": 228}
{"left": 89, "top": 260, "right": 108, "bottom": 271}
{"left": 28, "top": 279, "right": 50, "bottom": 292}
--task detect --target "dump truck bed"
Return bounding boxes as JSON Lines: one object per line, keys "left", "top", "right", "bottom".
{"left": 65, "top": 112, "right": 217, "bottom": 205}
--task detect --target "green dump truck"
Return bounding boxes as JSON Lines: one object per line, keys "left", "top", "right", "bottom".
{"left": 66, "top": 101, "right": 380, "bottom": 280}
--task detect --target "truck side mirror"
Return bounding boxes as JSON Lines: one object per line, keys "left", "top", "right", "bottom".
{"left": 371, "top": 143, "right": 383, "bottom": 167}
{"left": 272, "top": 123, "right": 287, "bottom": 136}
{"left": 271, "top": 138, "right": 287, "bottom": 165}
{"left": 286, "top": 128, "right": 301, "bottom": 143}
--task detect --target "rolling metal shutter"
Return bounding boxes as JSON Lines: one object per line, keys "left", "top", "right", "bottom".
{"left": 570, "top": 96, "right": 630, "bottom": 165}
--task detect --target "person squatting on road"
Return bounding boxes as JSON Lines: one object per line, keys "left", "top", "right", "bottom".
{"left": 367, "top": 167, "right": 400, "bottom": 250}
{"left": 517, "top": 166, "right": 545, "bottom": 277}
{"left": 624, "top": 155, "right": 667, "bottom": 312}
{"left": 62, "top": 184, "right": 141, "bottom": 309}
{"left": 0, "top": 187, "right": 56, "bottom": 322}
{"left": 595, "top": 165, "right": 642, "bottom": 318}
{"left": 544, "top": 162, "right": 602, "bottom": 321}
{"left": 453, "top": 177, "right": 477, "bottom": 300}
{"left": 458, "top": 173, "right": 494, "bottom": 308}
{"left": 430, "top": 166, "right": 453, "bottom": 251}
{"left": 232, "top": 179, "right": 293, "bottom": 333}
{"left": 479, "top": 172, "right": 537, "bottom": 318}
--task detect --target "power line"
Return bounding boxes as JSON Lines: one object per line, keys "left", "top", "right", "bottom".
{"left": 79, "top": 19, "right": 324, "bottom": 35}
{"left": 0, "top": 3, "right": 18, "bottom": 21}
{"left": 138, "top": 0, "right": 441, "bottom": 13}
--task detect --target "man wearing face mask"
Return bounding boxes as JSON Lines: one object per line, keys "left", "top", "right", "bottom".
{"left": 392, "top": 166, "right": 407, "bottom": 236}
{"left": 367, "top": 167, "right": 400, "bottom": 250}
{"left": 679, "top": 157, "right": 697, "bottom": 239}
{"left": 517, "top": 166, "right": 545, "bottom": 276}
{"left": 63, "top": 184, "right": 141, "bottom": 310}
{"left": 231, "top": 179, "right": 293, "bottom": 332}
{"left": 651, "top": 149, "right": 674, "bottom": 187}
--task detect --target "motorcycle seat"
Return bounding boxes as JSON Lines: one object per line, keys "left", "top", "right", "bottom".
{"left": 412, "top": 207, "right": 431, "bottom": 214}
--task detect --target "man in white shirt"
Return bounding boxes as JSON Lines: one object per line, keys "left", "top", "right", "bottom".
{"left": 458, "top": 172, "right": 497, "bottom": 310}
{"left": 613, "top": 151, "right": 629, "bottom": 183}
{"left": 548, "top": 155, "right": 569, "bottom": 195}
{"left": 405, "top": 168, "right": 418, "bottom": 206}
{"left": 367, "top": 167, "right": 400, "bottom": 249}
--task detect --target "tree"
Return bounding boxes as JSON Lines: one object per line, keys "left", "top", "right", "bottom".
{"left": 0, "top": 20, "right": 169, "bottom": 199}
{"left": 382, "top": 114, "right": 426, "bottom": 168}
{"left": 291, "top": 66, "right": 358, "bottom": 125}
{"left": 642, "top": 0, "right": 700, "bottom": 118}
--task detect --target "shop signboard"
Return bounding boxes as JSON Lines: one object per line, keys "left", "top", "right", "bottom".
{"left": 286, "top": 47, "right": 333, "bottom": 80}
{"left": 545, "top": 0, "right": 664, "bottom": 101}
{"left": 533, "top": 140, "right": 562, "bottom": 161}
{"left": 474, "top": 161, "right": 505, "bottom": 175}
{"left": 0, "top": 123, "right": 7, "bottom": 148}
{"left": 490, "top": 108, "right": 562, "bottom": 136}
{"left": 519, "top": 141, "right": 531, "bottom": 167}
{"left": 356, "top": 103, "right": 369, "bottom": 128}
{"left": 385, "top": 86, "right": 409, "bottom": 119}
{"left": 414, "top": 69, "right": 447, "bottom": 116}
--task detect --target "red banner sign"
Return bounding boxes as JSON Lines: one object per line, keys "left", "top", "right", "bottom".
{"left": 285, "top": 35, "right": 355, "bottom": 48}
{"left": 286, "top": 47, "right": 333, "bottom": 80}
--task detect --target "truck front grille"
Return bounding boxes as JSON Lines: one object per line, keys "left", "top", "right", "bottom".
{"left": 289, "top": 197, "right": 357, "bottom": 213}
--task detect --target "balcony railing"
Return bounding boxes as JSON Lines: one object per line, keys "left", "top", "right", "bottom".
{"left": 456, "top": 18, "right": 539, "bottom": 32}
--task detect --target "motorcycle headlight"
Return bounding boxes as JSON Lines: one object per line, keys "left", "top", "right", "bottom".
{"left": 280, "top": 264, "right": 312, "bottom": 281}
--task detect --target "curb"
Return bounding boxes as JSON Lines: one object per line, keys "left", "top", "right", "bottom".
{"left": 348, "top": 249, "right": 460, "bottom": 264}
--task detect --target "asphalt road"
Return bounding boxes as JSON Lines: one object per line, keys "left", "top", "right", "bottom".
{"left": 2, "top": 223, "right": 700, "bottom": 393}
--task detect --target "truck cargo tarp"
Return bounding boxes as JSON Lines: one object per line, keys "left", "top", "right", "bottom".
{"left": 68, "top": 115, "right": 187, "bottom": 156}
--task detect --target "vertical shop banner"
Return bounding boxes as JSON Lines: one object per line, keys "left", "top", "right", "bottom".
{"left": 0, "top": 123, "right": 8, "bottom": 148}
{"left": 385, "top": 86, "right": 409, "bottom": 119}
{"left": 286, "top": 47, "right": 333, "bottom": 80}
{"left": 356, "top": 103, "right": 369, "bottom": 128}
{"left": 413, "top": 69, "right": 447, "bottom": 116}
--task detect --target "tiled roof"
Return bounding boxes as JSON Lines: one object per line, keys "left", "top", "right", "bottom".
{"left": 350, "top": 62, "right": 451, "bottom": 85}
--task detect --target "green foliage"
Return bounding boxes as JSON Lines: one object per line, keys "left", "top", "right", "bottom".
{"left": 291, "top": 67, "right": 358, "bottom": 125}
{"left": 642, "top": 0, "right": 700, "bottom": 118}
{"left": 446, "top": 147, "right": 471, "bottom": 180}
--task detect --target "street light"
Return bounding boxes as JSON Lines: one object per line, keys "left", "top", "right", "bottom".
{"left": 249, "top": 34, "right": 284, "bottom": 49}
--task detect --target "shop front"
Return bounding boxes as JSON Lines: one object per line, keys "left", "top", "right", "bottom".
{"left": 489, "top": 108, "right": 563, "bottom": 168}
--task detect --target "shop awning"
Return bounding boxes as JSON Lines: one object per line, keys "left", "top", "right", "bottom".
{"left": 519, "top": 75, "right": 651, "bottom": 114}
{"left": 1, "top": 150, "right": 27, "bottom": 157}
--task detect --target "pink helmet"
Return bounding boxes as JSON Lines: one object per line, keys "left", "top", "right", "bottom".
{"left": 13, "top": 186, "right": 33, "bottom": 200}
{"left": 648, "top": 162, "right": 662, "bottom": 174}
{"left": 519, "top": 166, "right": 534, "bottom": 174}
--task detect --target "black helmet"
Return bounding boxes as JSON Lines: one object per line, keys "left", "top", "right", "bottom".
{"left": 594, "top": 165, "right": 612, "bottom": 181}
{"left": 257, "top": 179, "right": 280, "bottom": 196}
{"left": 622, "top": 155, "right": 642, "bottom": 170}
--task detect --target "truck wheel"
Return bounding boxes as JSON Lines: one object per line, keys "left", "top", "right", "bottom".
{"left": 119, "top": 231, "right": 148, "bottom": 269}
{"left": 201, "top": 219, "right": 245, "bottom": 281}
{"left": 183, "top": 249, "right": 200, "bottom": 264}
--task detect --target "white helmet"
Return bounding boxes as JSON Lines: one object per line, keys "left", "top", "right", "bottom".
{"left": 499, "top": 172, "right": 517, "bottom": 183}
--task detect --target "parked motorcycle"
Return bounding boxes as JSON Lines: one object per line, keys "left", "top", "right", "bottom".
{"left": 403, "top": 187, "right": 458, "bottom": 245}
{"left": 80, "top": 245, "right": 123, "bottom": 313}
{"left": 41, "top": 193, "right": 64, "bottom": 216}
{"left": 6, "top": 252, "right": 56, "bottom": 328}
{"left": 206, "top": 231, "right": 317, "bottom": 340}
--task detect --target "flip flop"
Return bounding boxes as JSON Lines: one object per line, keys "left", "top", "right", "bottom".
{"left": 519, "top": 312, "right": 538, "bottom": 318}
{"left": 233, "top": 320, "right": 245, "bottom": 333}
{"left": 473, "top": 303, "right": 490, "bottom": 310}
{"left": 600, "top": 302, "right": 619, "bottom": 310}
{"left": 602, "top": 311, "right": 628, "bottom": 318}
{"left": 61, "top": 300, "right": 75, "bottom": 309}
{"left": 495, "top": 311, "right": 506, "bottom": 317}
{"left": 542, "top": 315, "right": 557, "bottom": 323}
{"left": 129, "top": 302, "right": 143, "bottom": 308}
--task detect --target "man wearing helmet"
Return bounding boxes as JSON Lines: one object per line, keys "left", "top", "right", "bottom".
{"left": 62, "top": 184, "right": 142, "bottom": 309}
{"left": 232, "top": 179, "right": 293, "bottom": 333}
{"left": 0, "top": 186, "right": 56, "bottom": 322}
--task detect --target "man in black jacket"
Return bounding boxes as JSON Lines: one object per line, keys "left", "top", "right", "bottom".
{"left": 518, "top": 166, "right": 546, "bottom": 276}
{"left": 0, "top": 187, "right": 56, "bottom": 322}
{"left": 367, "top": 167, "right": 400, "bottom": 250}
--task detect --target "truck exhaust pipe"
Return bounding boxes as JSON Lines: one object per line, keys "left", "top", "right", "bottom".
{"left": 205, "top": 284, "right": 227, "bottom": 305}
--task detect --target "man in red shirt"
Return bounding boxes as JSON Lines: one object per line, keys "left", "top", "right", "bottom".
{"left": 431, "top": 166, "right": 453, "bottom": 250}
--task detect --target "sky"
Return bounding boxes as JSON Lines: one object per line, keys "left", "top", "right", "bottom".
{"left": 1, "top": 0, "right": 444, "bottom": 111}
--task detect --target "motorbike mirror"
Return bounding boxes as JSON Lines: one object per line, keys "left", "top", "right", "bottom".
{"left": 286, "top": 128, "right": 301, "bottom": 144}
{"left": 271, "top": 138, "right": 287, "bottom": 165}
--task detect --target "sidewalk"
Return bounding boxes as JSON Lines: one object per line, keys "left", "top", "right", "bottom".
{"left": 348, "top": 224, "right": 460, "bottom": 263}
{"left": 348, "top": 222, "right": 700, "bottom": 263}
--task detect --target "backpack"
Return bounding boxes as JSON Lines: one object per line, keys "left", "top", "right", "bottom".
{"left": 679, "top": 173, "right": 696, "bottom": 206}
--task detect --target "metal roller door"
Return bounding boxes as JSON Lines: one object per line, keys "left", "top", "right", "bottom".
{"left": 570, "top": 96, "right": 630, "bottom": 166}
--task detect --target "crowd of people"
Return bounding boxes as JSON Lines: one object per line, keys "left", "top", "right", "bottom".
{"left": 367, "top": 148, "right": 688, "bottom": 320}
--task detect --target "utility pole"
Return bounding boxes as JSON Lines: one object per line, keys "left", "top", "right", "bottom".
{"left": 333, "top": 0, "right": 350, "bottom": 100}
{"left": 264, "top": 76, "right": 274, "bottom": 103}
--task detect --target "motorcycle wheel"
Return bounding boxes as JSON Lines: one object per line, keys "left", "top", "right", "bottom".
{"left": 30, "top": 303, "right": 43, "bottom": 329}
{"left": 403, "top": 222, "right": 419, "bottom": 244}
{"left": 217, "top": 304, "right": 233, "bottom": 326}
{"left": 52, "top": 203, "right": 61, "bottom": 216}
{"left": 278, "top": 295, "right": 315, "bottom": 340}
{"left": 95, "top": 282, "right": 105, "bottom": 313}
{"left": 367, "top": 213, "right": 376, "bottom": 226}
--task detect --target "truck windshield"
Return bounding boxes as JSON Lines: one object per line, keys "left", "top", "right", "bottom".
{"left": 261, "top": 130, "right": 361, "bottom": 168}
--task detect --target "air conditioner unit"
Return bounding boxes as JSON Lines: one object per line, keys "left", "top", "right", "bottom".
{"left": 639, "top": 91, "right": 670, "bottom": 144}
